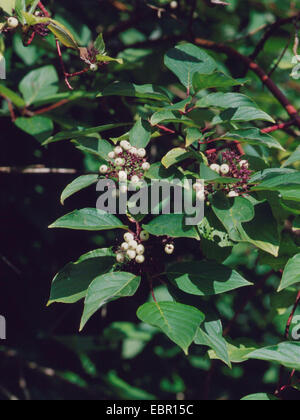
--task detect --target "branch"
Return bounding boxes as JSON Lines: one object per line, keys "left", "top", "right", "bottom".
{"left": 0, "top": 166, "right": 79, "bottom": 174}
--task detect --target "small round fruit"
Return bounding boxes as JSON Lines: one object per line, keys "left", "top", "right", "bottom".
{"left": 127, "top": 249, "right": 136, "bottom": 260}
{"left": 90, "top": 63, "right": 98, "bottom": 72}
{"left": 99, "top": 164, "right": 108, "bottom": 174}
{"left": 136, "top": 255, "right": 145, "bottom": 264}
{"left": 220, "top": 164, "right": 230, "bottom": 175}
{"left": 142, "top": 162, "right": 151, "bottom": 171}
{"left": 7, "top": 17, "right": 19, "bottom": 28}
{"left": 210, "top": 164, "right": 221, "bottom": 174}
{"left": 227, "top": 191, "right": 239, "bottom": 198}
{"left": 129, "top": 147, "right": 138, "bottom": 155}
{"left": 108, "top": 151, "right": 116, "bottom": 160}
{"left": 239, "top": 160, "right": 249, "bottom": 169}
{"left": 116, "top": 253, "right": 125, "bottom": 263}
{"left": 120, "top": 140, "right": 131, "bottom": 150}
{"left": 140, "top": 231, "right": 150, "bottom": 241}
{"left": 136, "top": 244, "right": 145, "bottom": 255}
{"left": 121, "top": 242, "right": 129, "bottom": 251}
{"left": 193, "top": 182, "right": 204, "bottom": 192}
{"left": 170, "top": 1, "right": 178, "bottom": 9}
{"left": 114, "top": 146, "right": 123, "bottom": 155}
{"left": 115, "top": 158, "right": 125, "bottom": 166}
{"left": 128, "top": 240, "right": 138, "bottom": 250}
{"left": 124, "top": 232, "right": 134, "bottom": 243}
{"left": 119, "top": 171, "right": 127, "bottom": 181}
{"left": 165, "top": 244, "right": 175, "bottom": 255}
{"left": 137, "top": 148, "right": 146, "bottom": 158}
{"left": 130, "top": 175, "right": 140, "bottom": 184}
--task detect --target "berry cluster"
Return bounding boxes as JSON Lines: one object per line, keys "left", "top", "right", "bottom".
{"left": 115, "top": 231, "right": 175, "bottom": 267}
{"left": 99, "top": 141, "right": 151, "bottom": 192}
{"left": 207, "top": 150, "right": 252, "bottom": 197}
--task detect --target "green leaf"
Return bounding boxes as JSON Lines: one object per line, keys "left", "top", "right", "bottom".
{"left": 253, "top": 172, "right": 300, "bottom": 202}
{"left": 282, "top": 146, "right": 300, "bottom": 168}
{"left": 129, "top": 118, "right": 151, "bottom": 148}
{"left": 49, "top": 208, "right": 127, "bottom": 231}
{"left": 164, "top": 43, "right": 216, "bottom": 91}
{"left": 241, "top": 394, "right": 279, "bottom": 401}
{"left": 60, "top": 175, "right": 99, "bottom": 205}
{"left": 80, "top": 272, "right": 141, "bottom": 331}
{"left": 167, "top": 261, "right": 252, "bottom": 296}
{"left": 144, "top": 162, "right": 184, "bottom": 182}
{"left": 98, "top": 82, "right": 171, "bottom": 102}
{"left": 137, "top": 301, "right": 205, "bottom": 355}
{"left": 196, "top": 92, "right": 257, "bottom": 109}
{"left": 0, "top": 85, "right": 25, "bottom": 108}
{"left": 143, "top": 214, "right": 200, "bottom": 240}
{"left": 73, "top": 137, "right": 113, "bottom": 161}
{"left": 150, "top": 110, "right": 197, "bottom": 127}
{"left": 195, "top": 320, "right": 231, "bottom": 367}
{"left": 15, "top": 0, "right": 26, "bottom": 24}
{"left": 278, "top": 254, "right": 300, "bottom": 292}
{"left": 48, "top": 249, "right": 115, "bottom": 304}
{"left": 0, "top": 0, "right": 15, "bottom": 14}
{"left": 222, "top": 128, "right": 285, "bottom": 151}
{"left": 43, "top": 123, "right": 131, "bottom": 145}
{"left": 19, "top": 65, "right": 59, "bottom": 106}
{"left": 94, "top": 33, "right": 105, "bottom": 55}
{"left": 193, "top": 72, "right": 247, "bottom": 91}
{"left": 96, "top": 54, "right": 123, "bottom": 65}
{"left": 212, "top": 107, "right": 275, "bottom": 125}
{"left": 161, "top": 148, "right": 193, "bottom": 169}
{"left": 15, "top": 116, "right": 54, "bottom": 143}
{"left": 212, "top": 195, "right": 280, "bottom": 256}
{"left": 248, "top": 342, "right": 300, "bottom": 371}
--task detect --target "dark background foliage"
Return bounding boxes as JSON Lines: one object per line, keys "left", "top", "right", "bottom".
{"left": 0, "top": 0, "right": 300, "bottom": 400}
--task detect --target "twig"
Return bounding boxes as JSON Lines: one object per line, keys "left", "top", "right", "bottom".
{"left": 0, "top": 384, "right": 19, "bottom": 401}
{"left": 0, "top": 166, "right": 79, "bottom": 174}
{"left": 0, "top": 94, "right": 16, "bottom": 122}
{"left": 56, "top": 40, "right": 74, "bottom": 91}
{"left": 261, "top": 120, "right": 295, "bottom": 134}
{"left": 0, "top": 253, "right": 21, "bottom": 276}
{"left": 38, "top": 1, "right": 50, "bottom": 17}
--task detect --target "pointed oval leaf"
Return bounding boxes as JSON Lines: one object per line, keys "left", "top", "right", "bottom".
{"left": 80, "top": 272, "right": 141, "bottom": 330}
{"left": 137, "top": 301, "right": 205, "bottom": 355}
{"left": 167, "top": 261, "right": 252, "bottom": 296}
{"left": 278, "top": 254, "right": 300, "bottom": 291}
{"left": 49, "top": 208, "right": 127, "bottom": 231}
{"left": 60, "top": 175, "right": 99, "bottom": 205}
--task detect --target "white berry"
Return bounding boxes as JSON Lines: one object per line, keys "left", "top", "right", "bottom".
{"left": 136, "top": 244, "right": 145, "bottom": 255}
{"left": 108, "top": 151, "right": 116, "bottom": 160}
{"left": 142, "top": 162, "right": 151, "bottom": 171}
{"left": 193, "top": 182, "right": 204, "bottom": 192}
{"left": 121, "top": 242, "right": 129, "bottom": 251}
{"left": 210, "top": 164, "right": 221, "bottom": 174}
{"left": 129, "top": 147, "right": 138, "bottom": 155}
{"left": 140, "top": 231, "right": 150, "bottom": 241}
{"left": 220, "top": 164, "right": 230, "bottom": 175}
{"left": 120, "top": 140, "right": 131, "bottom": 150}
{"left": 165, "top": 244, "right": 175, "bottom": 255}
{"left": 99, "top": 165, "right": 108, "bottom": 174}
{"left": 137, "top": 148, "right": 146, "bottom": 158}
{"left": 115, "top": 158, "right": 124, "bottom": 166}
{"left": 116, "top": 253, "right": 125, "bottom": 263}
{"left": 90, "top": 63, "right": 98, "bottom": 72}
{"left": 127, "top": 250, "right": 136, "bottom": 260}
{"left": 227, "top": 191, "right": 239, "bottom": 198}
{"left": 114, "top": 146, "right": 123, "bottom": 155}
{"left": 7, "top": 17, "right": 18, "bottom": 28}
{"left": 170, "top": 1, "right": 178, "bottom": 9}
{"left": 119, "top": 171, "right": 127, "bottom": 181}
{"left": 239, "top": 160, "right": 249, "bottom": 169}
{"left": 128, "top": 240, "right": 138, "bottom": 250}
{"left": 136, "top": 255, "right": 145, "bottom": 264}
{"left": 124, "top": 233, "right": 134, "bottom": 243}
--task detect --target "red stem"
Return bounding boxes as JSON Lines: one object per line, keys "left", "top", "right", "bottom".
{"left": 261, "top": 120, "right": 295, "bottom": 134}
{"left": 33, "top": 99, "right": 70, "bottom": 115}
{"left": 156, "top": 124, "right": 176, "bottom": 134}
{"left": 55, "top": 40, "right": 73, "bottom": 91}
{"left": 38, "top": 1, "right": 50, "bottom": 17}
{"left": 25, "top": 32, "right": 36, "bottom": 46}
